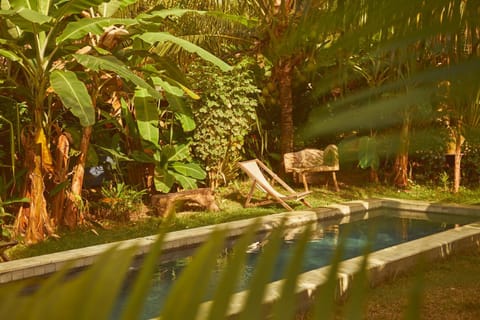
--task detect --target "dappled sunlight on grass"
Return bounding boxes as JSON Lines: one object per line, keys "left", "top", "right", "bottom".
{"left": 6, "top": 180, "right": 480, "bottom": 261}
{"left": 372, "top": 184, "right": 480, "bottom": 205}
{"left": 361, "top": 247, "right": 480, "bottom": 320}
{"left": 7, "top": 218, "right": 164, "bottom": 259}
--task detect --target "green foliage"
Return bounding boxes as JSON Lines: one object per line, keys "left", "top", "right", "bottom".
{"left": 0, "top": 110, "right": 26, "bottom": 239}
{"left": 0, "top": 0, "right": 232, "bottom": 225}
{"left": 136, "top": 32, "right": 232, "bottom": 72}
{"left": 409, "top": 125, "right": 449, "bottom": 184}
{"left": 0, "top": 243, "right": 138, "bottom": 320}
{"left": 133, "top": 87, "right": 160, "bottom": 144}
{"left": 97, "top": 182, "right": 147, "bottom": 221}
{"left": 294, "top": 0, "right": 480, "bottom": 190}
{"left": 50, "top": 70, "right": 95, "bottom": 127}
{"left": 461, "top": 141, "right": 480, "bottom": 187}
{"left": 0, "top": 197, "right": 28, "bottom": 240}
{"left": 154, "top": 145, "right": 207, "bottom": 192}
{"left": 413, "top": 150, "right": 447, "bottom": 184}
{"left": 0, "top": 113, "right": 17, "bottom": 198}
{"left": 439, "top": 171, "right": 450, "bottom": 192}
{"left": 126, "top": 88, "right": 207, "bottom": 192}
{"left": 357, "top": 136, "right": 380, "bottom": 170}
{"left": 190, "top": 58, "right": 259, "bottom": 189}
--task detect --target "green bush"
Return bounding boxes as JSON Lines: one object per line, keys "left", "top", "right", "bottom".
{"left": 189, "top": 58, "right": 259, "bottom": 189}
{"left": 462, "top": 142, "right": 480, "bottom": 187}
{"left": 96, "top": 183, "right": 147, "bottom": 221}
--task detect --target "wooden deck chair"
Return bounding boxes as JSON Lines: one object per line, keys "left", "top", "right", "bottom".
{"left": 238, "top": 159, "right": 312, "bottom": 211}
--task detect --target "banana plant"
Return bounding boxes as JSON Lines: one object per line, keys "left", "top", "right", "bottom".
{"left": 0, "top": 0, "right": 231, "bottom": 243}
{"left": 127, "top": 86, "right": 206, "bottom": 193}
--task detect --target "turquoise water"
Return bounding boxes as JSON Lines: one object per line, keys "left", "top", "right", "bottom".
{"left": 119, "top": 209, "right": 474, "bottom": 320}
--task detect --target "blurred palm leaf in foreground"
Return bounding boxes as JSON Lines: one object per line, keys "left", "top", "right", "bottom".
{"left": 0, "top": 221, "right": 421, "bottom": 320}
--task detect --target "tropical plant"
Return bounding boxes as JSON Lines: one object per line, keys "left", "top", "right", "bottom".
{"left": 437, "top": 78, "right": 480, "bottom": 192}
{"left": 0, "top": 197, "right": 28, "bottom": 240}
{"left": 153, "top": 0, "right": 255, "bottom": 59}
{"left": 409, "top": 130, "right": 448, "bottom": 185}
{"left": 156, "top": 0, "right": 338, "bottom": 159}
{"left": 150, "top": 0, "right": 480, "bottom": 191}
{"left": 461, "top": 141, "right": 480, "bottom": 187}
{"left": 0, "top": 108, "right": 19, "bottom": 200}
{"left": 0, "top": 0, "right": 143, "bottom": 241}
{"left": 251, "top": 0, "right": 329, "bottom": 157}
{"left": 357, "top": 136, "right": 380, "bottom": 183}
{"left": 0, "top": 101, "right": 27, "bottom": 240}
{"left": 189, "top": 58, "right": 259, "bottom": 189}
{"left": 0, "top": 0, "right": 230, "bottom": 243}
{"left": 439, "top": 171, "right": 450, "bottom": 192}
{"left": 302, "top": 0, "right": 480, "bottom": 190}
{"left": 97, "top": 182, "right": 147, "bottom": 221}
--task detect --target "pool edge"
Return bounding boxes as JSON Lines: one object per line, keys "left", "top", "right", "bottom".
{"left": 194, "top": 199, "right": 480, "bottom": 319}
{"left": 0, "top": 198, "right": 479, "bottom": 287}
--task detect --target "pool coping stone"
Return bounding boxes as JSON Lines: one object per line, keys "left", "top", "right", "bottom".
{"left": 0, "top": 198, "right": 479, "bottom": 286}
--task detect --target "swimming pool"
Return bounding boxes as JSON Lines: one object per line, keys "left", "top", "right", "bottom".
{"left": 123, "top": 208, "right": 476, "bottom": 320}
{"left": 1, "top": 199, "right": 479, "bottom": 320}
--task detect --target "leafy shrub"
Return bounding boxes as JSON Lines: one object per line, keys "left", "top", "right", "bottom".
{"left": 411, "top": 138, "right": 480, "bottom": 187}
{"left": 409, "top": 127, "right": 449, "bottom": 184}
{"left": 189, "top": 58, "right": 259, "bottom": 189}
{"left": 410, "top": 149, "right": 447, "bottom": 184}
{"left": 0, "top": 197, "right": 28, "bottom": 240}
{"left": 461, "top": 142, "right": 480, "bottom": 187}
{"left": 97, "top": 183, "right": 147, "bottom": 221}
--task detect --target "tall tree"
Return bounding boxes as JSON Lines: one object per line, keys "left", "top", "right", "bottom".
{"left": 301, "top": 0, "right": 480, "bottom": 189}
{"left": 253, "top": 0, "right": 330, "bottom": 157}
{"left": 157, "top": 0, "right": 346, "bottom": 158}
{"left": 436, "top": 0, "right": 480, "bottom": 192}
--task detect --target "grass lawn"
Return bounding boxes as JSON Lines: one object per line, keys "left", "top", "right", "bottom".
{"left": 6, "top": 178, "right": 480, "bottom": 259}
{"left": 360, "top": 247, "right": 480, "bottom": 320}
{"left": 294, "top": 246, "right": 480, "bottom": 319}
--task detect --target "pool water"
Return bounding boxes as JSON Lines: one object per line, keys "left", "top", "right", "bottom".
{"left": 120, "top": 209, "right": 474, "bottom": 320}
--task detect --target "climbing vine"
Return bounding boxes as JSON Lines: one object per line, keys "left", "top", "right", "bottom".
{"left": 189, "top": 58, "right": 259, "bottom": 189}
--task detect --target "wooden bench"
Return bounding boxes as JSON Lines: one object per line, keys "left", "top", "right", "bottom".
{"left": 283, "top": 145, "right": 340, "bottom": 192}
{"left": 151, "top": 188, "right": 219, "bottom": 216}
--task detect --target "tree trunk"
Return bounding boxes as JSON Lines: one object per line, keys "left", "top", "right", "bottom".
{"left": 275, "top": 57, "right": 295, "bottom": 157}
{"left": 370, "top": 167, "right": 379, "bottom": 183}
{"left": 13, "top": 133, "right": 55, "bottom": 244}
{"left": 393, "top": 112, "right": 410, "bottom": 188}
{"left": 64, "top": 125, "right": 92, "bottom": 228}
{"left": 453, "top": 131, "right": 462, "bottom": 193}
{"left": 13, "top": 83, "right": 57, "bottom": 243}
{"left": 51, "top": 133, "right": 70, "bottom": 225}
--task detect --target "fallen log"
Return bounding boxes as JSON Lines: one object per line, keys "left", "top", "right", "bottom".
{"left": 151, "top": 188, "right": 219, "bottom": 216}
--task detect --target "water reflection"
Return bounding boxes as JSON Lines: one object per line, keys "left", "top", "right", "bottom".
{"left": 121, "top": 210, "right": 473, "bottom": 320}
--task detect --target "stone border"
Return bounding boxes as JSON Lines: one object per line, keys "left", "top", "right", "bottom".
{"left": 0, "top": 198, "right": 478, "bottom": 287}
